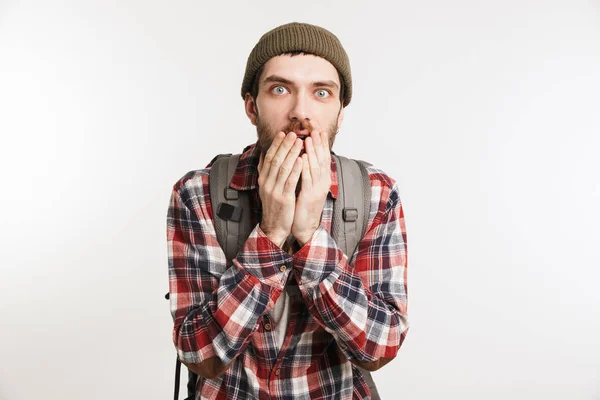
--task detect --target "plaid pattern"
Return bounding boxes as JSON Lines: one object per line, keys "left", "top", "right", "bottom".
{"left": 167, "top": 142, "right": 409, "bottom": 400}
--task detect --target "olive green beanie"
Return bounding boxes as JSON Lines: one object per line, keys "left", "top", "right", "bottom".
{"left": 241, "top": 22, "right": 352, "bottom": 107}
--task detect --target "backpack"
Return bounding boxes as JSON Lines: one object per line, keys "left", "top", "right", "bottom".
{"left": 167, "top": 152, "right": 381, "bottom": 400}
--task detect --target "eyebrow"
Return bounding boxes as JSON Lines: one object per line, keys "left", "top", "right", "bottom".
{"left": 262, "top": 74, "right": 340, "bottom": 91}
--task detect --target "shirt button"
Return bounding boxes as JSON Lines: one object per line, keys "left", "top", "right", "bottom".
{"left": 280, "top": 265, "right": 287, "bottom": 272}
{"left": 275, "top": 368, "right": 281, "bottom": 376}
{"left": 264, "top": 323, "right": 272, "bottom": 331}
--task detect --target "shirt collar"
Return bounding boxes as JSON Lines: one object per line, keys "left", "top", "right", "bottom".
{"left": 229, "top": 141, "right": 339, "bottom": 199}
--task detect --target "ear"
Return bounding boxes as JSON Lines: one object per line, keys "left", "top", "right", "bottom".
{"left": 244, "top": 93, "right": 258, "bottom": 126}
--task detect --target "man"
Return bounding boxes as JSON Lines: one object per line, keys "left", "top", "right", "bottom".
{"left": 167, "top": 22, "right": 409, "bottom": 399}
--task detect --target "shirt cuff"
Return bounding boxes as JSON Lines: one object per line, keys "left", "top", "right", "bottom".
{"left": 233, "top": 223, "right": 293, "bottom": 290}
{"left": 291, "top": 225, "right": 343, "bottom": 290}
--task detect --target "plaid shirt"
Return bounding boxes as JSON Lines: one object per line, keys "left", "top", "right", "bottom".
{"left": 167, "top": 141, "right": 409, "bottom": 400}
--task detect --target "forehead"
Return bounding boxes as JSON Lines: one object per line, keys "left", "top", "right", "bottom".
{"left": 260, "top": 54, "right": 340, "bottom": 85}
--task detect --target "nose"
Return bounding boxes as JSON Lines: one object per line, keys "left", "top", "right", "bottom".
{"left": 288, "top": 90, "right": 310, "bottom": 122}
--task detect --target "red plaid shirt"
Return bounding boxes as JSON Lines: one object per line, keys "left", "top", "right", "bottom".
{"left": 167, "top": 141, "right": 409, "bottom": 399}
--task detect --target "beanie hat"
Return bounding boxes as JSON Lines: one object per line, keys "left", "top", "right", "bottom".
{"left": 241, "top": 22, "right": 352, "bottom": 107}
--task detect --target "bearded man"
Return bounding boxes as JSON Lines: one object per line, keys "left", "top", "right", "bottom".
{"left": 167, "top": 22, "right": 409, "bottom": 400}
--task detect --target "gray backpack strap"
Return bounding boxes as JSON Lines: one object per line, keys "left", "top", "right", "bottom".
{"left": 331, "top": 155, "right": 380, "bottom": 400}
{"left": 361, "top": 368, "right": 380, "bottom": 400}
{"left": 356, "top": 160, "right": 372, "bottom": 240}
{"left": 209, "top": 154, "right": 252, "bottom": 263}
{"left": 331, "top": 155, "right": 371, "bottom": 260}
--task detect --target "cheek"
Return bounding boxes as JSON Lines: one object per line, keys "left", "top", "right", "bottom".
{"left": 261, "top": 104, "right": 287, "bottom": 124}
{"left": 313, "top": 112, "right": 338, "bottom": 131}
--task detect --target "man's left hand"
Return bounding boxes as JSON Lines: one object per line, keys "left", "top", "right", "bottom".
{"left": 291, "top": 130, "right": 332, "bottom": 246}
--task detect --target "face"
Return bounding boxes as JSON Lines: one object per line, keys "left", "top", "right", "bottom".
{"left": 244, "top": 54, "right": 345, "bottom": 155}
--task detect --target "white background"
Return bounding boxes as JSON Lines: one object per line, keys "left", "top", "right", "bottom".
{"left": 1, "top": 1, "right": 599, "bottom": 399}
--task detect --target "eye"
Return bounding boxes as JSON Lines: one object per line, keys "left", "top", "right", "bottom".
{"left": 315, "top": 89, "right": 330, "bottom": 99}
{"left": 271, "top": 85, "right": 289, "bottom": 95}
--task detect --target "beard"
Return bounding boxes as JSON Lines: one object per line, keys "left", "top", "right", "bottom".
{"left": 255, "top": 113, "right": 340, "bottom": 196}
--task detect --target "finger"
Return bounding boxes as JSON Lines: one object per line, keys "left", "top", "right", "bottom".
{"left": 258, "top": 152, "right": 263, "bottom": 174}
{"left": 305, "top": 136, "right": 320, "bottom": 181}
{"left": 260, "top": 132, "right": 285, "bottom": 183}
{"left": 310, "top": 129, "right": 324, "bottom": 161}
{"left": 301, "top": 153, "right": 312, "bottom": 189}
{"left": 320, "top": 131, "right": 332, "bottom": 166}
{"left": 283, "top": 156, "right": 303, "bottom": 195}
{"left": 274, "top": 138, "right": 303, "bottom": 194}
{"left": 320, "top": 131, "right": 330, "bottom": 153}
{"left": 311, "top": 129, "right": 321, "bottom": 145}
{"left": 265, "top": 132, "right": 296, "bottom": 189}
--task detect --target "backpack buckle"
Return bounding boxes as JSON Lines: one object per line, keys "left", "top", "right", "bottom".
{"left": 217, "top": 203, "right": 243, "bottom": 222}
{"left": 343, "top": 208, "right": 358, "bottom": 222}
{"left": 224, "top": 188, "right": 239, "bottom": 200}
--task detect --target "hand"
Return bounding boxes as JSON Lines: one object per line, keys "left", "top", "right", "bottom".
{"left": 257, "top": 131, "right": 304, "bottom": 248}
{"left": 292, "top": 130, "right": 332, "bottom": 246}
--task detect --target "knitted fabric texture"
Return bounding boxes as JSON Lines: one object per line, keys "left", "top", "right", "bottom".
{"left": 241, "top": 22, "right": 352, "bottom": 107}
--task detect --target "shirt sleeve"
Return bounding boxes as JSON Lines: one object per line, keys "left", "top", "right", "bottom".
{"left": 291, "top": 181, "right": 409, "bottom": 371}
{"left": 167, "top": 177, "right": 292, "bottom": 379}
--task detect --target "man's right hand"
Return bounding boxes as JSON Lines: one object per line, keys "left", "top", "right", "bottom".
{"left": 257, "top": 131, "right": 304, "bottom": 248}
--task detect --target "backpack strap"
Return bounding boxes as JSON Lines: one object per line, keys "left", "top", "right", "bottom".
{"left": 356, "top": 160, "right": 372, "bottom": 239}
{"left": 331, "top": 155, "right": 372, "bottom": 260}
{"left": 331, "top": 155, "right": 380, "bottom": 400}
{"left": 172, "top": 154, "right": 253, "bottom": 400}
{"left": 359, "top": 367, "right": 380, "bottom": 400}
{"left": 172, "top": 357, "right": 196, "bottom": 400}
{"left": 172, "top": 153, "right": 251, "bottom": 400}
{"left": 209, "top": 154, "right": 252, "bottom": 262}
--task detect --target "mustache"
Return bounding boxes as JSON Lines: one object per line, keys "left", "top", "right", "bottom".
{"left": 285, "top": 119, "right": 314, "bottom": 135}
